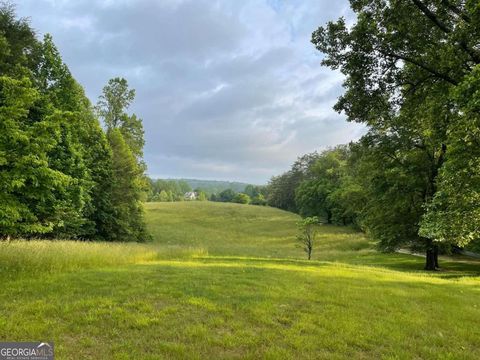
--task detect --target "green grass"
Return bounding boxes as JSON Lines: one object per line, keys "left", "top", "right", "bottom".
{"left": 0, "top": 239, "right": 205, "bottom": 279}
{"left": 1, "top": 202, "right": 479, "bottom": 359}
{"left": 146, "top": 201, "right": 302, "bottom": 258}
{"left": 146, "top": 201, "right": 379, "bottom": 262}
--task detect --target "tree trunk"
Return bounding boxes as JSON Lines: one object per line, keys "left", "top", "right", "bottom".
{"left": 425, "top": 248, "right": 436, "bottom": 270}
{"left": 434, "top": 245, "right": 439, "bottom": 269}
{"left": 326, "top": 210, "right": 332, "bottom": 224}
{"left": 425, "top": 245, "right": 440, "bottom": 270}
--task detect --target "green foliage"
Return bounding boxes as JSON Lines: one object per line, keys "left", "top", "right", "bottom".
{"left": 217, "top": 188, "right": 236, "bottom": 202}
{"left": 105, "top": 129, "right": 148, "bottom": 242}
{"left": 311, "top": 0, "right": 480, "bottom": 269}
{"left": 36, "top": 34, "right": 89, "bottom": 112}
{"left": 232, "top": 193, "right": 251, "bottom": 204}
{"left": 96, "top": 77, "right": 135, "bottom": 128}
{"left": 148, "top": 179, "right": 262, "bottom": 203}
{"left": 295, "top": 146, "right": 352, "bottom": 224}
{"left": 243, "top": 184, "right": 267, "bottom": 198}
{"left": 250, "top": 194, "right": 267, "bottom": 206}
{"left": 95, "top": 77, "right": 149, "bottom": 242}
{"left": 267, "top": 153, "right": 319, "bottom": 212}
{"left": 34, "top": 33, "right": 116, "bottom": 239}
{"left": 420, "top": 65, "right": 480, "bottom": 247}
{"left": 197, "top": 191, "right": 207, "bottom": 201}
{"left": 312, "top": 0, "right": 476, "bottom": 124}
{"left": 96, "top": 78, "right": 145, "bottom": 160}
{"left": 158, "top": 190, "right": 170, "bottom": 202}
{"left": 0, "top": 73, "right": 95, "bottom": 239}
{"left": 0, "top": 4, "right": 40, "bottom": 78}
{"left": 0, "top": 76, "right": 62, "bottom": 236}
{"left": 0, "top": 5, "right": 148, "bottom": 242}
{"left": 348, "top": 137, "right": 430, "bottom": 252}
{"left": 182, "top": 178, "right": 250, "bottom": 194}
{"left": 178, "top": 180, "right": 192, "bottom": 194}
{"left": 267, "top": 147, "right": 362, "bottom": 228}
{"left": 147, "top": 179, "right": 190, "bottom": 202}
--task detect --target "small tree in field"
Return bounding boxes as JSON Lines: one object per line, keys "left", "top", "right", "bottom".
{"left": 296, "top": 216, "right": 320, "bottom": 260}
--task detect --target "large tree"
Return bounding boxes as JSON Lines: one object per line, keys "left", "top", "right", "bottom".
{"left": 0, "top": 76, "right": 65, "bottom": 237}
{"left": 0, "top": 4, "right": 151, "bottom": 242}
{"left": 106, "top": 128, "right": 149, "bottom": 241}
{"left": 312, "top": 0, "right": 480, "bottom": 269}
{"left": 96, "top": 77, "right": 145, "bottom": 161}
{"left": 420, "top": 65, "right": 480, "bottom": 249}
{"left": 96, "top": 78, "right": 149, "bottom": 242}
{"left": 35, "top": 34, "right": 112, "bottom": 238}
{"left": 0, "top": 5, "right": 112, "bottom": 239}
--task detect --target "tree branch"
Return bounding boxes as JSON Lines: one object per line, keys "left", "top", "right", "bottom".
{"left": 440, "top": 0, "right": 471, "bottom": 23}
{"left": 400, "top": 74, "right": 436, "bottom": 94}
{"left": 382, "top": 50, "right": 458, "bottom": 85}
{"left": 411, "top": 0, "right": 451, "bottom": 34}
{"left": 410, "top": 0, "right": 480, "bottom": 64}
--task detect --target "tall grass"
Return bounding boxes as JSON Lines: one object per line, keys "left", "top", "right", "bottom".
{"left": 0, "top": 240, "right": 206, "bottom": 278}
{"left": 145, "top": 201, "right": 370, "bottom": 260}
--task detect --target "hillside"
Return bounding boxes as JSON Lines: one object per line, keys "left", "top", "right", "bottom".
{"left": 0, "top": 202, "right": 479, "bottom": 359}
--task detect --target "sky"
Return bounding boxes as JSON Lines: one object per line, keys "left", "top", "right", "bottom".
{"left": 15, "top": 0, "right": 365, "bottom": 184}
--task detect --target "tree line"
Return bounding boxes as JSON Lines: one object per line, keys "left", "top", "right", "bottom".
{"left": 210, "top": 185, "right": 268, "bottom": 205}
{"left": 0, "top": 5, "right": 148, "bottom": 242}
{"left": 147, "top": 178, "right": 268, "bottom": 205}
{"left": 147, "top": 179, "right": 194, "bottom": 202}
{"left": 267, "top": 0, "right": 480, "bottom": 270}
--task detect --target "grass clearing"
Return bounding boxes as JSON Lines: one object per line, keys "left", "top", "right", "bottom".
{"left": 146, "top": 201, "right": 365, "bottom": 259}
{"left": 0, "top": 240, "right": 206, "bottom": 279}
{"left": 1, "top": 202, "right": 479, "bottom": 359}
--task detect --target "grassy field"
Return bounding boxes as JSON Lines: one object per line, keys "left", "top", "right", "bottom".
{"left": 1, "top": 202, "right": 479, "bottom": 359}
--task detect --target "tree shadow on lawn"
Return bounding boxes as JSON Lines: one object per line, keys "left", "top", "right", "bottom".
{"left": 196, "top": 252, "right": 480, "bottom": 279}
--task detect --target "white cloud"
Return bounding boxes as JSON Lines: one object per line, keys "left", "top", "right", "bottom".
{"left": 16, "top": 0, "right": 363, "bottom": 183}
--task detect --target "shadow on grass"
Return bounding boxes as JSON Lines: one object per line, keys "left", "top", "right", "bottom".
{"left": 196, "top": 252, "right": 480, "bottom": 278}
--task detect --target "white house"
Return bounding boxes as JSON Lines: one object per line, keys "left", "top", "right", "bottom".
{"left": 184, "top": 191, "right": 197, "bottom": 200}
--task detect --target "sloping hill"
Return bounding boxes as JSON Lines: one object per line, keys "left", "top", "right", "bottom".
{"left": 0, "top": 202, "right": 479, "bottom": 359}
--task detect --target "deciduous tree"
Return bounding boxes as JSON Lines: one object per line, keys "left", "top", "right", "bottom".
{"left": 296, "top": 216, "right": 320, "bottom": 260}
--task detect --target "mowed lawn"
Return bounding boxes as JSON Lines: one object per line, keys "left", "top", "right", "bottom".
{"left": 0, "top": 202, "right": 479, "bottom": 359}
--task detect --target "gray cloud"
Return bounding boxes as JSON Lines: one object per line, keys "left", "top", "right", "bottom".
{"left": 16, "top": 0, "right": 364, "bottom": 184}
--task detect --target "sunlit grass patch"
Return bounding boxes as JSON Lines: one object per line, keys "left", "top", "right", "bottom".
{"left": 1, "top": 258, "right": 479, "bottom": 359}
{"left": 145, "top": 202, "right": 480, "bottom": 274}
{"left": 0, "top": 239, "right": 206, "bottom": 278}
{"left": 145, "top": 201, "right": 369, "bottom": 260}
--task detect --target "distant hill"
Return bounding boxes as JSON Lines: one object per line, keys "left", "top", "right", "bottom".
{"left": 177, "top": 179, "right": 250, "bottom": 194}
